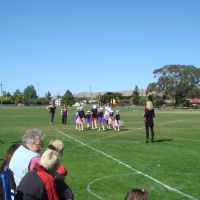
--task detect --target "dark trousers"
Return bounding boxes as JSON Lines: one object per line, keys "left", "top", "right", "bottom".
{"left": 62, "top": 115, "right": 67, "bottom": 125}
{"left": 145, "top": 125, "right": 154, "bottom": 142}
{"left": 50, "top": 112, "right": 55, "bottom": 123}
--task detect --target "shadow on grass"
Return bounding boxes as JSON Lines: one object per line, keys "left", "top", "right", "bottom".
{"left": 11, "top": 140, "right": 22, "bottom": 144}
{"left": 154, "top": 139, "right": 172, "bottom": 143}
{"left": 120, "top": 128, "right": 130, "bottom": 131}
{"left": 0, "top": 140, "right": 5, "bottom": 144}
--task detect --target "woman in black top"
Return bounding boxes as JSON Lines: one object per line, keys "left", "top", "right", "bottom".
{"left": 47, "top": 101, "right": 56, "bottom": 124}
{"left": 144, "top": 101, "right": 155, "bottom": 143}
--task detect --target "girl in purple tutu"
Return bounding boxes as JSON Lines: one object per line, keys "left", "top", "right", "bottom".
{"left": 97, "top": 107, "right": 105, "bottom": 131}
{"left": 85, "top": 111, "right": 92, "bottom": 129}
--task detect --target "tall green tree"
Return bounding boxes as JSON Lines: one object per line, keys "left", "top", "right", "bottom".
{"left": 61, "top": 90, "right": 75, "bottom": 106}
{"left": 132, "top": 85, "right": 140, "bottom": 105}
{"left": 13, "top": 89, "right": 23, "bottom": 105}
{"left": 23, "top": 85, "right": 38, "bottom": 105}
{"left": 44, "top": 91, "right": 52, "bottom": 105}
{"left": 149, "top": 65, "right": 200, "bottom": 106}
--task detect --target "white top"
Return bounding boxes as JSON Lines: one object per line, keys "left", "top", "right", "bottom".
{"left": 9, "top": 145, "right": 39, "bottom": 186}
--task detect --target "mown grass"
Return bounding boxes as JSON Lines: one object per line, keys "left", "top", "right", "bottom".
{"left": 0, "top": 106, "right": 199, "bottom": 200}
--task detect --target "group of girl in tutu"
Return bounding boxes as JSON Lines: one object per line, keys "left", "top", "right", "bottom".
{"left": 74, "top": 104, "right": 121, "bottom": 131}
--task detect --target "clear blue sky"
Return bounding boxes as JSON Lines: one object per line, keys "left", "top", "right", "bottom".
{"left": 0, "top": 0, "right": 200, "bottom": 97}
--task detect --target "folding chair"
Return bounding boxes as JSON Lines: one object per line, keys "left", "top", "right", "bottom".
{"left": 0, "top": 166, "right": 15, "bottom": 200}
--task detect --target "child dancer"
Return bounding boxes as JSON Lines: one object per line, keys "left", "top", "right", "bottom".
{"left": 97, "top": 107, "right": 105, "bottom": 131}
{"left": 108, "top": 110, "right": 115, "bottom": 130}
{"left": 114, "top": 110, "right": 121, "bottom": 131}
{"left": 85, "top": 111, "right": 91, "bottom": 129}
{"left": 77, "top": 107, "right": 85, "bottom": 131}
{"left": 91, "top": 105, "right": 98, "bottom": 129}
{"left": 104, "top": 106, "right": 110, "bottom": 129}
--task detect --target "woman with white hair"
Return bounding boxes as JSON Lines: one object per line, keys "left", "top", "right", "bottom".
{"left": 15, "top": 149, "right": 60, "bottom": 200}
{"left": 144, "top": 101, "right": 155, "bottom": 143}
{"left": 9, "top": 128, "right": 45, "bottom": 187}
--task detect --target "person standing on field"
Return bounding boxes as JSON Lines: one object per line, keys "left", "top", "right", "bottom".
{"left": 61, "top": 104, "right": 68, "bottom": 125}
{"left": 47, "top": 101, "right": 56, "bottom": 124}
{"left": 144, "top": 100, "right": 155, "bottom": 143}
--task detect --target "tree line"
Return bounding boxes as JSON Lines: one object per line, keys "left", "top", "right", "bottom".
{"left": 1, "top": 65, "right": 200, "bottom": 107}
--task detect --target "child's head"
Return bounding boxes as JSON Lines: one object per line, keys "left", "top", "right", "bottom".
{"left": 48, "top": 140, "right": 64, "bottom": 155}
{"left": 124, "top": 188, "right": 148, "bottom": 200}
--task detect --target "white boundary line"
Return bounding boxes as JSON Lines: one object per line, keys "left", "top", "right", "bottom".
{"left": 56, "top": 129, "right": 198, "bottom": 200}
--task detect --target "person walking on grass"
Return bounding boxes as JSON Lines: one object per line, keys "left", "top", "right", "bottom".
{"left": 144, "top": 100, "right": 155, "bottom": 143}
{"left": 47, "top": 101, "right": 56, "bottom": 124}
{"left": 61, "top": 104, "right": 68, "bottom": 125}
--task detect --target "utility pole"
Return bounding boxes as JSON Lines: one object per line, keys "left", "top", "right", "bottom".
{"left": 0, "top": 81, "right": 2, "bottom": 105}
{"left": 89, "top": 84, "right": 91, "bottom": 100}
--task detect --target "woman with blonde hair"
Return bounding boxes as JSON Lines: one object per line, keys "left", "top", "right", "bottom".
{"left": 144, "top": 100, "right": 155, "bottom": 143}
{"left": 15, "top": 149, "right": 60, "bottom": 200}
{"left": 48, "top": 140, "right": 74, "bottom": 200}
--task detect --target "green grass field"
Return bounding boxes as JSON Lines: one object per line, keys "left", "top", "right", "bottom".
{"left": 0, "top": 106, "right": 199, "bottom": 200}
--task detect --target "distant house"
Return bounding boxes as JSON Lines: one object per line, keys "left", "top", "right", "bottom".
{"left": 190, "top": 98, "right": 200, "bottom": 104}
{"left": 51, "top": 97, "right": 61, "bottom": 106}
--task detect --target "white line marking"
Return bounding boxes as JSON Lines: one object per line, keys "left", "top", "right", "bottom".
{"left": 87, "top": 173, "right": 138, "bottom": 200}
{"left": 56, "top": 129, "right": 198, "bottom": 200}
{"left": 87, "top": 177, "right": 106, "bottom": 200}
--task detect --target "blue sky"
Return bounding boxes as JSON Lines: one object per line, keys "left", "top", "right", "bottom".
{"left": 0, "top": 0, "right": 200, "bottom": 97}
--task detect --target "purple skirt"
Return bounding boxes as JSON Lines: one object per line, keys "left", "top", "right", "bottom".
{"left": 85, "top": 118, "right": 91, "bottom": 123}
{"left": 98, "top": 117, "right": 104, "bottom": 123}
